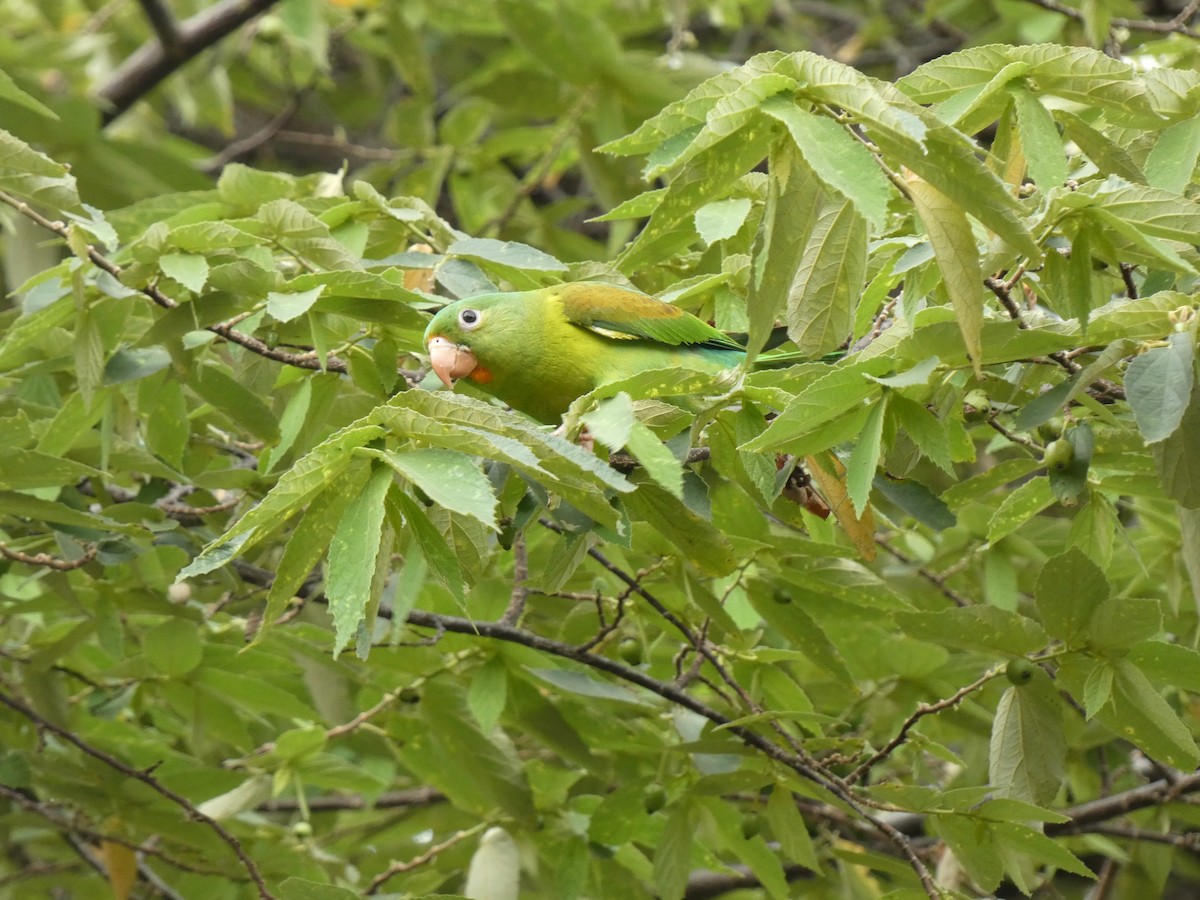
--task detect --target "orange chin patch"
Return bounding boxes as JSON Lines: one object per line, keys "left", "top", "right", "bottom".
{"left": 468, "top": 366, "right": 493, "bottom": 385}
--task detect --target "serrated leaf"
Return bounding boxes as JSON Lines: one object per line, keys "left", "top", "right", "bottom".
{"left": 326, "top": 465, "right": 393, "bottom": 657}
{"left": 989, "top": 678, "right": 1065, "bottom": 804}
{"left": 1145, "top": 117, "right": 1200, "bottom": 193}
{"left": 468, "top": 656, "right": 509, "bottom": 733}
{"left": 448, "top": 237, "right": 567, "bottom": 272}
{"left": 267, "top": 286, "right": 325, "bottom": 322}
{"left": 847, "top": 396, "right": 886, "bottom": 516}
{"left": 746, "top": 140, "right": 822, "bottom": 358}
{"left": 1109, "top": 658, "right": 1200, "bottom": 769}
{"left": 1011, "top": 85, "right": 1067, "bottom": 191}
{"left": 761, "top": 97, "right": 890, "bottom": 230}
{"left": 1035, "top": 547, "right": 1110, "bottom": 646}
{"left": 158, "top": 252, "right": 210, "bottom": 293}
{"left": 786, "top": 194, "right": 867, "bottom": 356}
{"left": 694, "top": 197, "right": 753, "bottom": 244}
{"left": 896, "top": 606, "right": 1047, "bottom": 655}
{"left": 906, "top": 174, "right": 983, "bottom": 376}
{"left": 988, "top": 476, "right": 1056, "bottom": 542}
{"left": 1152, "top": 385, "right": 1200, "bottom": 507}
{"left": 654, "top": 801, "right": 698, "bottom": 900}
{"left": 1088, "top": 598, "right": 1163, "bottom": 653}
{"left": 1126, "top": 333, "right": 1195, "bottom": 444}
{"left": 368, "top": 447, "right": 497, "bottom": 529}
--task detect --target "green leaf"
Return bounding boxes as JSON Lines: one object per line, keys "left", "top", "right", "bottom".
{"left": 1088, "top": 598, "right": 1162, "bottom": 653}
{"left": 745, "top": 140, "right": 822, "bottom": 358}
{"left": 766, "top": 788, "right": 821, "bottom": 873}
{"left": 267, "top": 286, "right": 325, "bottom": 322}
{"left": 1126, "top": 333, "right": 1195, "bottom": 444}
{"left": 193, "top": 364, "right": 281, "bottom": 443}
{"left": 1035, "top": 547, "right": 1110, "bottom": 646}
{"left": 694, "top": 198, "right": 753, "bottom": 244}
{"left": 0, "top": 448, "right": 101, "bottom": 490}
{"left": 785, "top": 194, "right": 867, "bottom": 356}
{"left": 761, "top": 97, "right": 890, "bottom": 230}
{"left": 158, "top": 252, "right": 210, "bottom": 293}
{"left": 468, "top": 655, "right": 509, "bottom": 733}
{"left": 0, "top": 69, "right": 57, "bottom": 119}
{"left": 906, "top": 176, "right": 983, "bottom": 375}
{"left": 1109, "top": 658, "right": 1200, "bottom": 770}
{"left": 989, "top": 678, "right": 1065, "bottom": 804}
{"left": 654, "top": 801, "right": 698, "bottom": 900}
{"left": 896, "top": 607, "right": 1047, "bottom": 656}
{"left": 144, "top": 619, "right": 203, "bottom": 677}
{"left": 447, "top": 237, "right": 567, "bottom": 272}
{"left": 368, "top": 447, "right": 497, "bottom": 529}
{"left": 988, "top": 477, "right": 1056, "bottom": 542}
{"left": 1145, "top": 117, "right": 1200, "bottom": 193}
{"left": 326, "top": 465, "right": 393, "bottom": 657}
{"left": 624, "top": 481, "right": 739, "bottom": 577}
{"left": 847, "top": 395, "right": 886, "bottom": 516}
{"left": 619, "top": 129, "right": 773, "bottom": 273}
{"left": 528, "top": 668, "right": 650, "bottom": 706}
{"left": 0, "top": 128, "right": 81, "bottom": 212}
{"left": 1152, "top": 385, "right": 1200, "bottom": 507}
{"left": 277, "top": 877, "right": 361, "bottom": 900}
{"left": 1010, "top": 85, "right": 1067, "bottom": 191}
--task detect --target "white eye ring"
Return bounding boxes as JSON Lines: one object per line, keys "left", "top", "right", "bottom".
{"left": 458, "top": 308, "right": 482, "bottom": 330}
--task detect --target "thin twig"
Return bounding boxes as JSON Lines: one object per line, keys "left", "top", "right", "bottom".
{"left": 499, "top": 533, "right": 528, "bottom": 626}
{"left": 847, "top": 666, "right": 1004, "bottom": 784}
{"left": 0, "top": 191, "right": 349, "bottom": 375}
{"left": 99, "top": 0, "right": 283, "bottom": 123}
{"left": 200, "top": 90, "right": 308, "bottom": 174}
{"left": 399, "top": 613, "right": 937, "bottom": 895}
{"left": 136, "top": 0, "right": 183, "bottom": 57}
{"left": 876, "top": 537, "right": 972, "bottom": 608}
{"left": 365, "top": 823, "right": 488, "bottom": 894}
{"left": 0, "top": 689, "right": 276, "bottom": 899}
{"left": 0, "top": 542, "right": 96, "bottom": 571}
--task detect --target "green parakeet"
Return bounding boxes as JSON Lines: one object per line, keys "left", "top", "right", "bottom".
{"left": 423, "top": 282, "right": 767, "bottom": 424}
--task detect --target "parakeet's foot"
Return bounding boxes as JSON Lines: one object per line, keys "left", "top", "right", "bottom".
{"left": 551, "top": 422, "right": 595, "bottom": 454}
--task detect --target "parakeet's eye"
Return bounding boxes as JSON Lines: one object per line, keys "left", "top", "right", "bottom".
{"left": 459, "top": 308, "right": 482, "bottom": 330}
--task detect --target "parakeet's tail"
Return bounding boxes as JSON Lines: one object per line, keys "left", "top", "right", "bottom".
{"left": 753, "top": 347, "right": 846, "bottom": 368}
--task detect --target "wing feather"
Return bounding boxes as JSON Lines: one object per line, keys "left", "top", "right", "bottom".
{"left": 554, "top": 283, "right": 744, "bottom": 351}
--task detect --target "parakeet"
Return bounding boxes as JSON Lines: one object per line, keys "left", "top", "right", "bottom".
{"left": 423, "top": 282, "right": 760, "bottom": 424}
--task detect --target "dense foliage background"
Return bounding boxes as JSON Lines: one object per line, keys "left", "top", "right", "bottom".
{"left": 4, "top": 1, "right": 1200, "bottom": 898}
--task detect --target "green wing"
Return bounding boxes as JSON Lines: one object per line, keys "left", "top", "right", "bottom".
{"left": 554, "top": 283, "right": 744, "bottom": 351}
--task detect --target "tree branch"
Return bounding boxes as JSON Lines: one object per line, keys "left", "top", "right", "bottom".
{"left": 0, "top": 688, "right": 276, "bottom": 899}
{"left": 0, "top": 191, "right": 351, "bottom": 375}
{"left": 99, "top": 0, "right": 283, "bottom": 125}
{"left": 136, "top": 0, "right": 184, "bottom": 57}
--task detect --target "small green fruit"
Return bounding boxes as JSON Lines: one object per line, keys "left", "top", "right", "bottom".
{"left": 618, "top": 638, "right": 644, "bottom": 666}
{"left": 1006, "top": 658, "right": 1036, "bottom": 686}
{"left": 257, "top": 15, "right": 283, "bottom": 42}
{"left": 399, "top": 687, "right": 421, "bottom": 704}
{"left": 964, "top": 389, "right": 991, "bottom": 420}
{"left": 772, "top": 587, "right": 793, "bottom": 605}
{"left": 740, "top": 812, "right": 762, "bottom": 839}
{"left": 643, "top": 785, "right": 667, "bottom": 813}
{"left": 1044, "top": 438, "right": 1073, "bottom": 471}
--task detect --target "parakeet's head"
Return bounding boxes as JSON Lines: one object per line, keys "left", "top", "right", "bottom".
{"left": 423, "top": 292, "right": 528, "bottom": 389}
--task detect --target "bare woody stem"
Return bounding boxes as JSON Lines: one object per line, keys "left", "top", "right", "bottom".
{"left": 0, "top": 688, "right": 276, "bottom": 899}
{"left": 99, "top": 0, "right": 283, "bottom": 125}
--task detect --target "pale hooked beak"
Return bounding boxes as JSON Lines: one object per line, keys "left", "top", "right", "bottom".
{"left": 427, "top": 336, "right": 478, "bottom": 388}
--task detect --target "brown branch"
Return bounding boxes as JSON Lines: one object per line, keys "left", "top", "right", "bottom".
{"left": 1049, "top": 771, "right": 1200, "bottom": 833}
{"left": 365, "top": 823, "right": 488, "bottom": 895}
{"left": 0, "top": 688, "right": 276, "bottom": 899}
{"left": 876, "top": 537, "right": 972, "bottom": 608}
{"left": 847, "top": 665, "right": 1004, "bottom": 784}
{"left": 258, "top": 787, "right": 445, "bottom": 813}
{"left": 136, "top": 0, "right": 183, "bottom": 57}
{"left": 400, "top": 607, "right": 939, "bottom": 897}
{"left": 98, "top": 0, "right": 283, "bottom": 124}
{"left": 499, "top": 533, "right": 528, "bottom": 626}
{"left": 200, "top": 90, "right": 307, "bottom": 174}
{"left": 1015, "top": 0, "right": 1200, "bottom": 36}
{"left": 0, "top": 191, "right": 349, "bottom": 375}
{"left": 0, "top": 542, "right": 96, "bottom": 571}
